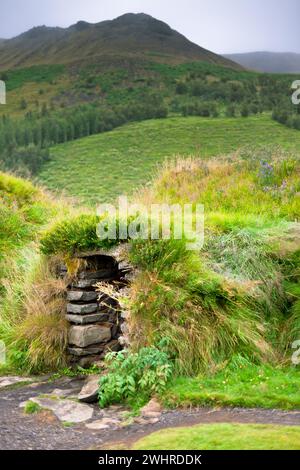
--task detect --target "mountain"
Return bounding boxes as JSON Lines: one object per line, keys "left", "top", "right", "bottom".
{"left": 0, "top": 13, "right": 241, "bottom": 70}
{"left": 224, "top": 51, "right": 300, "bottom": 73}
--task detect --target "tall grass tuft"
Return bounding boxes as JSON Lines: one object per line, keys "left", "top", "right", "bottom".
{"left": 0, "top": 251, "right": 68, "bottom": 372}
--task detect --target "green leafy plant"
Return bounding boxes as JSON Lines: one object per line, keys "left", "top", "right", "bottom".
{"left": 24, "top": 401, "right": 42, "bottom": 414}
{"left": 98, "top": 344, "right": 173, "bottom": 408}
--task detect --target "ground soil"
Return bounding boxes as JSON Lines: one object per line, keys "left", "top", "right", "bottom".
{"left": 0, "top": 377, "right": 299, "bottom": 450}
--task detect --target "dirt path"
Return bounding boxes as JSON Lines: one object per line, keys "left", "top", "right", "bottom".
{"left": 0, "top": 377, "right": 300, "bottom": 450}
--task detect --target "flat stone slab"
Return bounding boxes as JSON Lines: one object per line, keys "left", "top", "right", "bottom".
{"left": 72, "top": 279, "right": 103, "bottom": 289}
{"left": 78, "top": 376, "right": 99, "bottom": 403}
{"left": 66, "top": 313, "right": 108, "bottom": 325}
{"left": 85, "top": 417, "right": 121, "bottom": 430}
{"left": 28, "top": 397, "right": 93, "bottom": 423}
{"left": 0, "top": 376, "right": 32, "bottom": 389}
{"left": 67, "top": 291, "right": 98, "bottom": 302}
{"left": 49, "top": 388, "right": 79, "bottom": 399}
{"left": 68, "top": 344, "right": 104, "bottom": 356}
{"left": 68, "top": 324, "right": 111, "bottom": 348}
{"left": 67, "top": 303, "right": 98, "bottom": 315}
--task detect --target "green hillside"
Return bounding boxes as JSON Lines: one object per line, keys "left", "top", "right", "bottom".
{"left": 38, "top": 115, "right": 300, "bottom": 204}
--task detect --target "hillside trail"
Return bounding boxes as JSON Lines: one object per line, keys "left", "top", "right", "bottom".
{"left": 0, "top": 375, "right": 300, "bottom": 450}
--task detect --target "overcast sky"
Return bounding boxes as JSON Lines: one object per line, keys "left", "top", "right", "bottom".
{"left": 0, "top": 0, "right": 299, "bottom": 54}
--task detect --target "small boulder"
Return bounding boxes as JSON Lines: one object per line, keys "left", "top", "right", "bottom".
{"left": 140, "top": 398, "right": 162, "bottom": 418}
{"left": 68, "top": 324, "right": 111, "bottom": 348}
{"left": 85, "top": 417, "right": 121, "bottom": 430}
{"left": 78, "top": 375, "right": 99, "bottom": 403}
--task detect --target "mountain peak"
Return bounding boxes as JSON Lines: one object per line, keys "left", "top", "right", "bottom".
{"left": 0, "top": 13, "right": 242, "bottom": 71}
{"left": 69, "top": 20, "right": 92, "bottom": 32}
{"left": 115, "top": 12, "right": 154, "bottom": 21}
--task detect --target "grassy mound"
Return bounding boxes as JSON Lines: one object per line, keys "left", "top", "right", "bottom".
{"left": 133, "top": 423, "right": 300, "bottom": 450}
{"left": 125, "top": 150, "right": 300, "bottom": 375}
{"left": 0, "top": 172, "right": 50, "bottom": 254}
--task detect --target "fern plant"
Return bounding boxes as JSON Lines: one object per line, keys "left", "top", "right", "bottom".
{"left": 98, "top": 344, "right": 173, "bottom": 408}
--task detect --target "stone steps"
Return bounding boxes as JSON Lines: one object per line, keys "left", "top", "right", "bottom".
{"left": 64, "top": 252, "right": 131, "bottom": 368}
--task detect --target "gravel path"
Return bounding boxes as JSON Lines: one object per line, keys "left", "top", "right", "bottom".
{"left": 0, "top": 377, "right": 300, "bottom": 450}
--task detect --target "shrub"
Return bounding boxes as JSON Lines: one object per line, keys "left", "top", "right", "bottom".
{"left": 98, "top": 344, "right": 173, "bottom": 408}
{"left": 24, "top": 401, "right": 42, "bottom": 414}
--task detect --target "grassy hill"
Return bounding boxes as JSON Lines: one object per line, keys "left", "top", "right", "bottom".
{"left": 225, "top": 51, "right": 300, "bottom": 73}
{"left": 0, "top": 13, "right": 240, "bottom": 70}
{"left": 38, "top": 115, "right": 300, "bottom": 204}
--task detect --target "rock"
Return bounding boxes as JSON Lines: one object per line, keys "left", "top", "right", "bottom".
{"left": 140, "top": 398, "right": 162, "bottom": 417}
{"left": 29, "top": 397, "right": 93, "bottom": 423}
{"left": 85, "top": 421, "right": 110, "bottom": 430}
{"left": 77, "top": 355, "right": 103, "bottom": 368}
{"left": 118, "top": 260, "right": 132, "bottom": 272}
{"left": 111, "top": 325, "right": 120, "bottom": 339}
{"left": 118, "top": 335, "right": 129, "bottom": 347}
{"left": 66, "top": 313, "right": 108, "bottom": 325}
{"left": 68, "top": 324, "right": 111, "bottom": 348}
{"left": 102, "top": 339, "right": 122, "bottom": 355}
{"left": 68, "top": 344, "right": 104, "bottom": 356}
{"left": 67, "top": 303, "right": 98, "bottom": 315}
{"left": 67, "top": 291, "right": 98, "bottom": 302}
{"left": 85, "top": 417, "right": 121, "bottom": 430}
{"left": 78, "top": 375, "right": 99, "bottom": 403}
{"left": 0, "top": 376, "right": 32, "bottom": 389}
{"left": 71, "top": 279, "right": 100, "bottom": 289}
{"left": 50, "top": 388, "right": 77, "bottom": 398}
{"left": 120, "top": 322, "right": 129, "bottom": 334}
